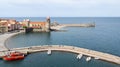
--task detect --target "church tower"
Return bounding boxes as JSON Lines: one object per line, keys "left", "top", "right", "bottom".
{"left": 45, "top": 16, "right": 51, "bottom": 32}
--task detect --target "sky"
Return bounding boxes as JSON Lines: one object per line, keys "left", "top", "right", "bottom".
{"left": 0, "top": 0, "right": 120, "bottom": 17}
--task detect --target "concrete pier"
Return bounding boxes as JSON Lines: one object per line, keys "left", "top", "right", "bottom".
{"left": 1, "top": 45, "right": 119, "bottom": 64}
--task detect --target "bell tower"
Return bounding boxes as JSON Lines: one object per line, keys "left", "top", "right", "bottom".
{"left": 46, "top": 16, "right": 50, "bottom": 32}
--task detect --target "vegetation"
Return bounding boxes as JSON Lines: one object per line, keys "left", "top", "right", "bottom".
{"left": 23, "top": 26, "right": 28, "bottom": 29}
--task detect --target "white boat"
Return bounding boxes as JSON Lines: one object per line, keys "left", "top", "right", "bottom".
{"left": 86, "top": 57, "right": 91, "bottom": 61}
{"left": 77, "top": 54, "right": 83, "bottom": 59}
{"left": 47, "top": 50, "right": 51, "bottom": 55}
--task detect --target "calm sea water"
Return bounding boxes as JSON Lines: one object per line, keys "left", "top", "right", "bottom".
{"left": 2, "top": 17, "right": 120, "bottom": 67}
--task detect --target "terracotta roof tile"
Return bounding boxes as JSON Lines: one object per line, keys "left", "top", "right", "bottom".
{"left": 30, "top": 22, "right": 46, "bottom": 24}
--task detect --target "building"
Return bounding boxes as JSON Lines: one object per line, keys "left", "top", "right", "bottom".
{"left": 0, "top": 19, "right": 21, "bottom": 33}
{"left": 29, "top": 22, "right": 46, "bottom": 31}
{"left": 21, "top": 19, "right": 30, "bottom": 27}
{"left": 0, "top": 17, "right": 51, "bottom": 33}
{"left": 0, "top": 22, "right": 8, "bottom": 33}
{"left": 21, "top": 17, "right": 51, "bottom": 32}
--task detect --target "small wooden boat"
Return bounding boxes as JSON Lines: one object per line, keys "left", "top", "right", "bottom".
{"left": 3, "top": 52, "right": 24, "bottom": 61}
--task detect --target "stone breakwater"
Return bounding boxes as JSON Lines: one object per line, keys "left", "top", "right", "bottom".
{"left": 51, "top": 23, "right": 95, "bottom": 30}
{"left": 9, "top": 45, "right": 120, "bottom": 65}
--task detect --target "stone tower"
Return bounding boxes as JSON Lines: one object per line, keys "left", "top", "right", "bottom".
{"left": 45, "top": 16, "right": 50, "bottom": 32}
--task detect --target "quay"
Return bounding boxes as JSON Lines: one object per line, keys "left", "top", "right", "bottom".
{"left": 1, "top": 45, "right": 119, "bottom": 64}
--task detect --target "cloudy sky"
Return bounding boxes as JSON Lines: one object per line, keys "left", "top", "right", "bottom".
{"left": 0, "top": 0, "right": 120, "bottom": 17}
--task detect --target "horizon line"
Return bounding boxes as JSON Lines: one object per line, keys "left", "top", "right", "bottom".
{"left": 0, "top": 16, "right": 120, "bottom": 18}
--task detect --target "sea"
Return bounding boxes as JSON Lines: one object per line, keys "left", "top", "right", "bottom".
{"left": 1, "top": 17, "right": 120, "bottom": 67}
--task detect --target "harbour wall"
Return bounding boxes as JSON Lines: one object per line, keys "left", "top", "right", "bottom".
{"left": 8, "top": 45, "right": 120, "bottom": 65}
{"left": 63, "top": 23, "right": 95, "bottom": 27}
{"left": 51, "top": 23, "right": 95, "bottom": 30}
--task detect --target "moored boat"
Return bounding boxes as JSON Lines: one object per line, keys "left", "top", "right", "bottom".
{"left": 3, "top": 52, "right": 25, "bottom": 61}
{"left": 77, "top": 54, "right": 83, "bottom": 59}
{"left": 47, "top": 50, "right": 51, "bottom": 55}
{"left": 86, "top": 57, "right": 91, "bottom": 62}
{"left": 10, "top": 52, "right": 24, "bottom": 56}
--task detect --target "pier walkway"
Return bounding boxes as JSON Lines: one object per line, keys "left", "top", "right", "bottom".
{"left": 1, "top": 45, "right": 120, "bottom": 64}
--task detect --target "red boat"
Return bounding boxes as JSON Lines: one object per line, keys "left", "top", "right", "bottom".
{"left": 3, "top": 52, "right": 25, "bottom": 61}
